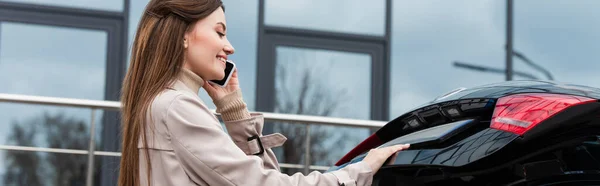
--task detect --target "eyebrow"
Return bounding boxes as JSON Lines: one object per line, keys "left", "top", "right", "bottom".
{"left": 217, "top": 22, "right": 227, "bottom": 32}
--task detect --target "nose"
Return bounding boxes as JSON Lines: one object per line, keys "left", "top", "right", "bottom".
{"left": 224, "top": 39, "right": 235, "bottom": 55}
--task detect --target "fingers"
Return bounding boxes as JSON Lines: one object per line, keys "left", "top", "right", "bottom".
{"left": 231, "top": 68, "right": 238, "bottom": 77}
{"left": 397, "top": 144, "right": 410, "bottom": 151}
{"left": 384, "top": 144, "right": 409, "bottom": 165}
{"left": 362, "top": 143, "right": 411, "bottom": 172}
{"left": 386, "top": 144, "right": 410, "bottom": 155}
{"left": 203, "top": 80, "right": 217, "bottom": 95}
{"left": 203, "top": 80, "right": 214, "bottom": 89}
{"left": 387, "top": 152, "right": 399, "bottom": 165}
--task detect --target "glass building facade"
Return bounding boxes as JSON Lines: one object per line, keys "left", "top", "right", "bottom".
{"left": 0, "top": 0, "right": 598, "bottom": 185}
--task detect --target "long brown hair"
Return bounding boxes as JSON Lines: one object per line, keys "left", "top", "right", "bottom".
{"left": 119, "top": 0, "right": 223, "bottom": 185}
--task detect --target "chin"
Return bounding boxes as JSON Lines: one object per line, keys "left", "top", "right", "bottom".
{"left": 211, "top": 72, "right": 225, "bottom": 80}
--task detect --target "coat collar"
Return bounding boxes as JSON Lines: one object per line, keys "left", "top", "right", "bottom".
{"left": 174, "top": 68, "right": 204, "bottom": 95}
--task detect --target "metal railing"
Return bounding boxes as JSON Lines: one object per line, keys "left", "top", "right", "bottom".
{"left": 0, "top": 93, "right": 386, "bottom": 186}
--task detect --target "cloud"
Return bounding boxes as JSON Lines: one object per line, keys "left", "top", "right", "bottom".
{"left": 512, "top": 0, "right": 600, "bottom": 87}
{"left": 2, "top": 0, "right": 122, "bottom": 11}
{"left": 1, "top": 22, "right": 107, "bottom": 68}
{"left": 264, "top": 0, "right": 385, "bottom": 35}
{"left": 390, "top": 87, "right": 432, "bottom": 118}
{"left": 275, "top": 46, "right": 372, "bottom": 119}
{"left": 389, "top": 0, "right": 506, "bottom": 116}
{"left": 388, "top": 0, "right": 600, "bottom": 117}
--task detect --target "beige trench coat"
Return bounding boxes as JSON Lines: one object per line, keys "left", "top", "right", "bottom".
{"left": 137, "top": 69, "right": 374, "bottom": 186}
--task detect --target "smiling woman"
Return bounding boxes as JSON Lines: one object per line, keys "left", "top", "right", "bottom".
{"left": 120, "top": 0, "right": 410, "bottom": 185}
{"left": 128, "top": 0, "right": 259, "bottom": 110}
{"left": 181, "top": 8, "right": 235, "bottom": 82}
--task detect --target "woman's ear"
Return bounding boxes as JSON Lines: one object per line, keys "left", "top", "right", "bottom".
{"left": 183, "top": 35, "right": 189, "bottom": 49}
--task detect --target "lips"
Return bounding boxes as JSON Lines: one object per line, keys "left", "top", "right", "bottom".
{"left": 216, "top": 57, "right": 227, "bottom": 68}
{"left": 217, "top": 54, "right": 227, "bottom": 61}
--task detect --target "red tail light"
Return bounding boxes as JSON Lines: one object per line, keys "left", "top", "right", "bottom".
{"left": 490, "top": 93, "right": 595, "bottom": 136}
{"left": 335, "top": 134, "right": 382, "bottom": 166}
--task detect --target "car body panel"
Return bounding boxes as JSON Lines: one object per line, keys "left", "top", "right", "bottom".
{"left": 330, "top": 81, "right": 600, "bottom": 185}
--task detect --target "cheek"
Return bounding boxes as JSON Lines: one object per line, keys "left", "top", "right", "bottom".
{"left": 184, "top": 33, "right": 225, "bottom": 79}
{"left": 188, "top": 35, "right": 220, "bottom": 63}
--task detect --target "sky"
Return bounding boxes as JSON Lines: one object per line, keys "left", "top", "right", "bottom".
{"left": 390, "top": 0, "right": 600, "bottom": 116}
{"left": 0, "top": 0, "right": 123, "bottom": 11}
{"left": 264, "top": 0, "right": 386, "bottom": 36}
{"left": 261, "top": 0, "right": 600, "bottom": 117}
{"left": 0, "top": 0, "right": 599, "bottom": 178}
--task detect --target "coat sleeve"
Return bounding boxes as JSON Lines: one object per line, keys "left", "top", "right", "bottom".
{"left": 222, "top": 114, "right": 287, "bottom": 171}
{"left": 166, "top": 93, "right": 374, "bottom": 186}
{"left": 213, "top": 90, "right": 287, "bottom": 171}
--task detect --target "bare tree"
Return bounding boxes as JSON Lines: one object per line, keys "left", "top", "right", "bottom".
{"left": 273, "top": 52, "right": 361, "bottom": 174}
{"left": 43, "top": 113, "right": 92, "bottom": 186}
{"left": 3, "top": 112, "right": 100, "bottom": 186}
{"left": 4, "top": 119, "right": 42, "bottom": 186}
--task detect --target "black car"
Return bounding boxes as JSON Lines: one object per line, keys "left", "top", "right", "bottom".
{"left": 329, "top": 80, "right": 600, "bottom": 186}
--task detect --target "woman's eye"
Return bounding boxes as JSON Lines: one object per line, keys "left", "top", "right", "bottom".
{"left": 217, "top": 32, "right": 225, "bottom": 37}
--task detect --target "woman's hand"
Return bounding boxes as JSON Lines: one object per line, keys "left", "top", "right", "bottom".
{"left": 362, "top": 144, "right": 410, "bottom": 173}
{"left": 203, "top": 69, "right": 240, "bottom": 101}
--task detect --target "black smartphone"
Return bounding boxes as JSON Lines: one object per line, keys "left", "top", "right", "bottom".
{"left": 209, "top": 60, "right": 236, "bottom": 87}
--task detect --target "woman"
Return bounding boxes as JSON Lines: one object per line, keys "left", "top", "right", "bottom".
{"left": 118, "top": 0, "right": 410, "bottom": 185}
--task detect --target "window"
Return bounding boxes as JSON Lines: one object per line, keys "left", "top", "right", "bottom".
{"left": 264, "top": 0, "right": 386, "bottom": 36}
{"left": 0, "top": 22, "right": 107, "bottom": 149}
{"left": 390, "top": 0, "right": 506, "bottom": 117}
{"left": 1, "top": 0, "right": 123, "bottom": 11}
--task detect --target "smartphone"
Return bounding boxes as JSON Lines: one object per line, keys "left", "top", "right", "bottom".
{"left": 209, "top": 60, "right": 236, "bottom": 87}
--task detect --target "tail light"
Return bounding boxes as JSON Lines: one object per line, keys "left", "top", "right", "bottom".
{"left": 490, "top": 93, "right": 595, "bottom": 136}
{"left": 335, "top": 134, "right": 382, "bottom": 166}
